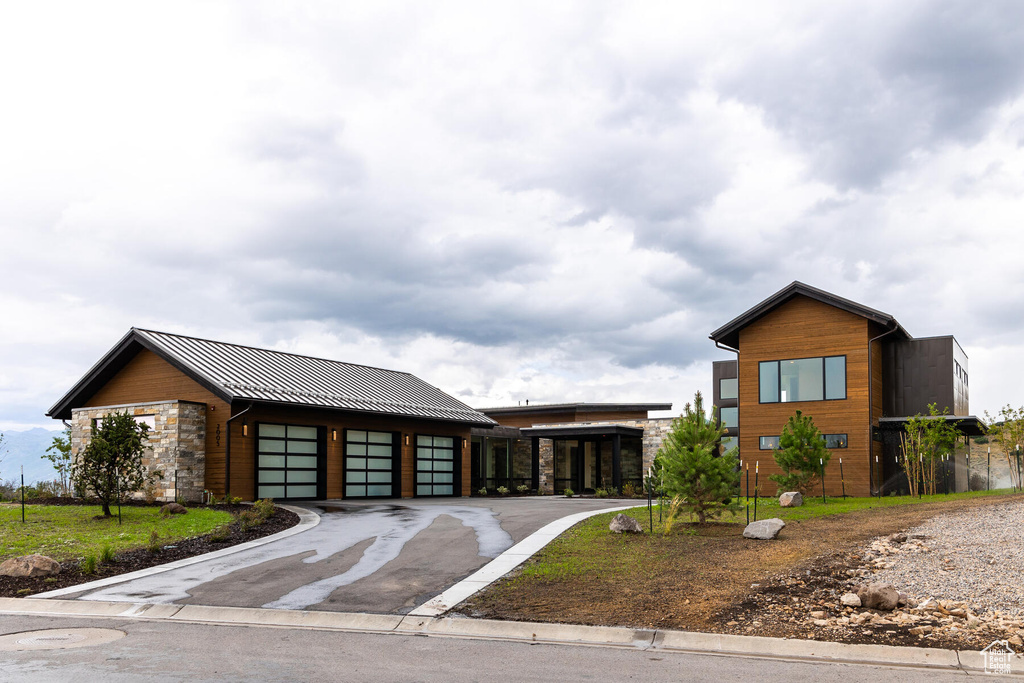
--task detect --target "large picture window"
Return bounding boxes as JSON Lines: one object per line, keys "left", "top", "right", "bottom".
{"left": 759, "top": 356, "right": 846, "bottom": 403}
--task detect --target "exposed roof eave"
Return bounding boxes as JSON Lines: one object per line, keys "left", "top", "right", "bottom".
{"left": 878, "top": 415, "right": 987, "bottom": 437}
{"left": 709, "top": 281, "right": 911, "bottom": 350}
{"left": 46, "top": 328, "right": 236, "bottom": 420}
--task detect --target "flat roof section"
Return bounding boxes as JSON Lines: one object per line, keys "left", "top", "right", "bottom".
{"left": 877, "top": 415, "right": 987, "bottom": 437}
{"left": 520, "top": 424, "right": 645, "bottom": 439}
{"left": 480, "top": 402, "right": 671, "bottom": 415}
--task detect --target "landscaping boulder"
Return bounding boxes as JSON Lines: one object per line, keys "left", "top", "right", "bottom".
{"left": 856, "top": 582, "right": 900, "bottom": 611}
{"left": 743, "top": 518, "right": 786, "bottom": 540}
{"left": 0, "top": 554, "right": 61, "bottom": 578}
{"left": 840, "top": 592, "right": 862, "bottom": 607}
{"left": 609, "top": 514, "right": 643, "bottom": 534}
{"left": 160, "top": 503, "right": 188, "bottom": 515}
{"left": 779, "top": 491, "right": 803, "bottom": 507}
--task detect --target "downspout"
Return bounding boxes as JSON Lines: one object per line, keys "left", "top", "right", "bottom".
{"left": 868, "top": 323, "right": 900, "bottom": 495}
{"left": 225, "top": 402, "right": 252, "bottom": 499}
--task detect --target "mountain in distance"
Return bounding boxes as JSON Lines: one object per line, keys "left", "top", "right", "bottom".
{"left": 0, "top": 427, "right": 62, "bottom": 485}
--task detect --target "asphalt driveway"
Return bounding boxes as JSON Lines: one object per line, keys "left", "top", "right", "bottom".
{"left": 68, "top": 498, "right": 628, "bottom": 614}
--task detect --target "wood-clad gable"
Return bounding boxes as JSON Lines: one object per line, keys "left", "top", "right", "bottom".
{"left": 737, "top": 295, "right": 878, "bottom": 496}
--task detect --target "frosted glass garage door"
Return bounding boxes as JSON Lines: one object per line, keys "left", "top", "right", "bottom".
{"left": 345, "top": 430, "right": 395, "bottom": 498}
{"left": 415, "top": 435, "right": 456, "bottom": 496}
{"left": 257, "top": 423, "right": 321, "bottom": 500}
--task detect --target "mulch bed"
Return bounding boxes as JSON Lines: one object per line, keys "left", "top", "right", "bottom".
{"left": 0, "top": 503, "right": 299, "bottom": 598}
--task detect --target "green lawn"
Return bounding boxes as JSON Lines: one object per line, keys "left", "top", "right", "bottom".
{"left": 754, "top": 486, "right": 1016, "bottom": 521}
{"left": 516, "top": 488, "right": 1018, "bottom": 581}
{"left": 0, "top": 504, "right": 234, "bottom": 562}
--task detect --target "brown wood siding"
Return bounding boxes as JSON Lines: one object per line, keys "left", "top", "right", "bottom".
{"left": 243, "top": 404, "right": 473, "bottom": 501}
{"left": 489, "top": 409, "right": 650, "bottom": 428}
{"left": 82, "top": 349, "right": 231, "bottom": 496}
{"left": 737, "top": 296, "right": 873, "bottom": 497}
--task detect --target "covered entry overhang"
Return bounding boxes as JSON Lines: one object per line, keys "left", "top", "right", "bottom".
{"left": 521, "top": 424, "right": 645, "bottom": 493}
{"left": 875, "top": 415, "right": 986, "bottom": 495}
{"left": 877, "top": 415, "right": 987, "bottom": 437}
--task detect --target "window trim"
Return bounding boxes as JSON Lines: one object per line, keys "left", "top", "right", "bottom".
{"left": 719, "top": 377, "right": 738, "bottom": 400}
{"left": 824, "top": 433, "right": 848, "bottom": 449}
{"left": 758, "top": 355, "right": 848, "bottom": 404}
{"left": 719, "top": 406, "right": 739, "bottom": 429}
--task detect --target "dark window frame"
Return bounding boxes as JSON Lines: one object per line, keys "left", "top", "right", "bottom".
{"left": 758, "top": 355, "right": 847, "bottom": 404}
{"left": 719, "top": 377, "right": 738, "bottom": 400}
{"left": 254, "top": 421, "right": 326, "bottom": 501}
{"left": 824, "top": 433, "right": 848, "bottom": 449}
{"left": 719, "top": 406, "right": 739, "bottom": 429}
{"left": 759, "top": 435, "right": 780, "bottom": 450}
{"left": 414, "top": 433, "right": 460, "bottom": 497}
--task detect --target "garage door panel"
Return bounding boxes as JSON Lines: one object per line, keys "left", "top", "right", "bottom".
{"left": 256, "top": 423, "right": 323, "bottom": 501}
{"left": 344, "top": 430, "right": 396, "bottom": 498}
{"left": 415, "top": 434, "right": 459, "bottom": 497}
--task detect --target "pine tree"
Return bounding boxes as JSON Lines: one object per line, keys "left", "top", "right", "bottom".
{"left": 770, "top": 410, "right": 830, "bottom": 493}
{"left": 655, "top": 391, "right": 739, "bottom": 526}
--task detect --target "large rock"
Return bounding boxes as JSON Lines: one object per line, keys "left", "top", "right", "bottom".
{"left": 743, "top": 518, "right": 786, "bottom": 540}
{"left": 0, "top": 554, "right": 61, "bottom": 578}
{"left": 609, "top": 514, "right": 643, "bottom": 534}
{"left": 856, "top": 582, "right": 900, "bottom": 611}
{"left": 840, "top": 592, "right": 862, "bottom": 607}
{"left": 160, "top": 503, "right": 188, "bottom": 515}
{"left": 779, "top": 491, "right": 803, "bottom": 507}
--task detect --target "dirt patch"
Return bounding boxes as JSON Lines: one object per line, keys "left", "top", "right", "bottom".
{"left": 0, "top": 504, "right": 299, "bottom": 598}
{"left": 456, "top": 494, "right": 1024, "bottom": 649}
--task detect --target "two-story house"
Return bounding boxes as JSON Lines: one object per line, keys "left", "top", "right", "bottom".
{"left": 710, "top": 282, "right": 984, "bottom": 497}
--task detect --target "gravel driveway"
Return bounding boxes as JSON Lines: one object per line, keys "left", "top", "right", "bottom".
{"left": 871, "top": 498, "right": 1024, "bottom": 616}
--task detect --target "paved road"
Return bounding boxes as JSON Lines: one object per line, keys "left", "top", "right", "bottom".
{"left": 69, "top": 497, "right": 626, "bottom": 614}
{"left": 0, "top": 614, "right": 975, "bottom": 682}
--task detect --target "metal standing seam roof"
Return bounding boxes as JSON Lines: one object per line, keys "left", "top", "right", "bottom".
{"left": 709, "top": 281, "right": 911, "bottom": 350}
{"left": 49, "top": 328, "right": 496, "bottom": 426}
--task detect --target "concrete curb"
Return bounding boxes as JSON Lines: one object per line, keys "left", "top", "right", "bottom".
{"left": 409, "top": 504, "right": 637, "bottom": 616}
{"left": 2, "top": 597, "right": 1021, "bottom": 674}
{"left": 32, "top": 504, "right": 321, "bottom": 599}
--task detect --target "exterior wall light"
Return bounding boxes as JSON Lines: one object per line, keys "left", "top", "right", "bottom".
{"left": 332, "top": 429, "right": 337, "bottom": 441}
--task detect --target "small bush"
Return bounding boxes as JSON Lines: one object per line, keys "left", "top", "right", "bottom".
{"left": 147, "top": 529, "right": 161, "bottom": 554}
{"left": 81, "top": 554, "right": 97, "bottom": 574}
{"left": 563, "top": 488, "right": 574, "bottom": 497}
{"left": 477, "top": 487, "right": 488, "bottom": 496}
{"left": 208, "top": 525, "right": 230, "bottom": 543}
{"left": 621, "top": 482, "right": 639, "bottom": 498}
{"left": 229, "top": 496, "right": 243, "bottom": 505}
{"left": 516, "top": 484, "right": 530, "bottom": 494}
{"left": 237, "top": 509, "right": 261, "bottom": 531}
{"left": 594, "top": 488, "right": 609, "bottom": 498}
{"left": 100, "top": 545, "right": 115, "bottom": 563}
{"left": 496, "top": 486, "right": 510, "bottom": 496}
{"left": 253, "top": 498, "right": 275, "bottom": 521}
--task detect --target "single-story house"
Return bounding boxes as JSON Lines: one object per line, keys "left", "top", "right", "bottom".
{"left": 48, "top": 328, "right": 674, "bottom": 502}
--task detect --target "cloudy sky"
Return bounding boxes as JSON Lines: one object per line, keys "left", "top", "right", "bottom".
{"left": 2, "top": 1, "right": 1024, "bottom": 431}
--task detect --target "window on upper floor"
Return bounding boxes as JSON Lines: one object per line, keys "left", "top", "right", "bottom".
{"left": 719, "top": 407, "right": 738, "bottom": 429}
{"left": 759, "top": 356, "right": 846, "bottom": 403}
{"left": 720, "top": 377, "right": 738, "bottom": 400}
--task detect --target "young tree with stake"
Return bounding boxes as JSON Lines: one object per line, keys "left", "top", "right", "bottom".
{"left": 72, "top": 412, "right": 156, "bottom": 517}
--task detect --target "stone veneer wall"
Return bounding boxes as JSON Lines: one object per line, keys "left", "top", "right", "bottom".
{"left": 71, "top": 401, "right": 207, "bottom": 503}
